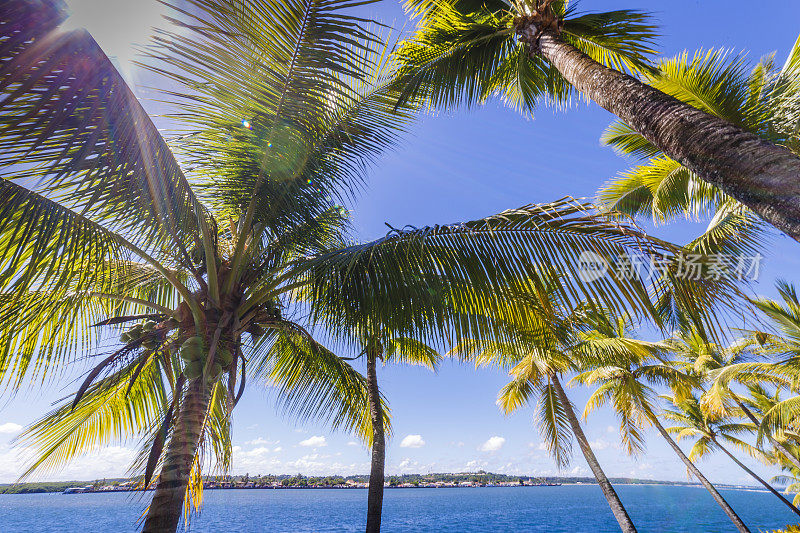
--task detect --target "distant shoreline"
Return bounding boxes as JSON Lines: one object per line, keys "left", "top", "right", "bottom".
{"left": 0, "top": 473, "right": 766, "bottom": 495}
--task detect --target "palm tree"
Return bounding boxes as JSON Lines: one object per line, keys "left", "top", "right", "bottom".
{"left": 662, "top": 395, "right": 800, "bottom": 519}
{"left": 573, "top": 323, "right": 751, "bottom": 531}
{"left": 454, "top": 287, "right": 642, "bottom": 532}
{"left": 299, "top": 269, "right": 445, "bottom": 533}
{"left": 598, "top": 43, "right": 800, "bottom": 253}
{"left": 395, "top": 1, "right": 800, "bottom": 241}
{"left": 708, "top": 282, "right": 800, "bottom": 459}
{"left": 1, "top": 3, "right": 724, "bottom": 531}
{"left": 669, "top": 326, "right": 800, "bottom": 473}
{"left": 2, "top": 0, "right": 415, "bottom": 529}
{"left": 345, "top": 331, "right": 440, "bottom": 533}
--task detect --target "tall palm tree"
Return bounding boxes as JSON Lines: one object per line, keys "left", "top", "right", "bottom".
{"left": 573, "top": 323, "right": 752, "bottom": 531}
{"left": 708, "top": 282, "right": 800, "bottom": 456}
{"left": 1, "top": 0, "right": 416, "bottom": 529}
{"left": 300, "top": 269, "right": 444, "bottom": 533}
{"left": 670, "top": 327, "right": 800, "bottom": 472}
{"left": 454, "top": 286, "right": 642, "bottom": 532}
{"left": 1, "top": 4, "right": 724, "bottom": 531}
{"left": 598, "top": 42, "right": 800, "bottom": 253}
{"left": 662, "top": 395, "right": 800, "bottom": 519}
{"left": 395, "top": 0, "right": 800, "bottom": 241}
{"left": 346, "top": 331, "right": 440, "bottom": 533}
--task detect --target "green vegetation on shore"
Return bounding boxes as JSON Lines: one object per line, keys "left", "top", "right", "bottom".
{"left": 0, "top": 472, "right": 759, "bottom": 494}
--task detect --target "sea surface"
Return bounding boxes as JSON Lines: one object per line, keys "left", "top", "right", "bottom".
{"left": 0, "top": 485, "right": 796, "bottom": 532}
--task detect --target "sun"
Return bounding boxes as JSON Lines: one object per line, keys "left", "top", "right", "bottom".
{"left": 61, "top": 0, "right": 166, "bottom": 72}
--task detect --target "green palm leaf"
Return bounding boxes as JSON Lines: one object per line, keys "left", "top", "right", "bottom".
{"left": 14, "top": 355, "right": 168, "bottom": 479}
{"left": 251, "top": 327, "right": 389, "bottom": 444}
{"left": 0, "top": 2, "right": 211, "bottom": 267}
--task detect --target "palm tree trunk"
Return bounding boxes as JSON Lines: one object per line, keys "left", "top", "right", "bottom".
{"left": 365, "top": 349, "right": 385, "bottom": 533}
{"left": 713, "top": 438, "right": 800, "bottom": 517}
{"left": 646, "top": 414, "right": 750, "bottom": 532}
{"left": 551, "top": 374, "right": 637, "bottom": 532}
{"left": 521, "top": 27, "right": 800, "bottom": 241}
{"left": 142, "top": 380, "right": 212, "bottom": 533}
{"left": 734, "top": 397, "right": 800, "bottom": 472}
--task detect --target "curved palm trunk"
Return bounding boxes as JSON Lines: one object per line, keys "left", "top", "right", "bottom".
{"left": 551, "top": 374, "right": 637, "bottom": 532}
{"left": 713, "top": 438, "right": 800, "bottom": 517}
{"left": 365, "top": 350, "right": 385, "bottom": 533}
{"left": 142, "top": 380, "right": 212, "bottom": 533}
{"left": 524, "top": 28, "right": 800, "bottom": 241}
{"left": 734, "top": 397, "right": 800, "bottom": 472}
{"left": 646, "top": 414, "right": 749, "bottom": 532}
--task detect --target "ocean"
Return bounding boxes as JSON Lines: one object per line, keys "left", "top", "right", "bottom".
{"left": 0, "top": 484, "right": 796, "bottom": 532}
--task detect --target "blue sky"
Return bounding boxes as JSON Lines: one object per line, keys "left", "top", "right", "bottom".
{"left": 1, "top": 0, "right": 800, "bottom": 488}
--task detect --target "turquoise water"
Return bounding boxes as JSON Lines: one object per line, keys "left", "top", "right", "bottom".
{"left": 0, "top": 485, "right": 796, "bottom": 532}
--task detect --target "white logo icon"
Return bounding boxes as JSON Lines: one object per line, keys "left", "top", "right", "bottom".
{"left": 577, "top": 251, "right": 609, "bottom": 283}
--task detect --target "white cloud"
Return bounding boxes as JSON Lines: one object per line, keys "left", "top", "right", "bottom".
{"left": 240, "top": 447, "right": 272, "bottom": 457}
{"left": 399, "top": 434, "right": 426, "bottom": 449}
{"left": 0, "top": 423, "right": 22, "bottom": 435}
{"left": 273, "top": 446, "right": 282, "bottom": 453}
{"left": 479, "top": 436, "right": 506, "bottom": 452}
{"left": 299, "top": 435, "right": 327, "bottom": 448}
{"left": 589, "top": 438, "right": 611, "bottom": 450}
{"left": 347, "top": 441, "right": 360, "bottom": 447}
{"left": 246, "top": 437, "right": 278, "bottom": 446}
{"left": 463, "top": 459, "right": 488, "bottom": 471}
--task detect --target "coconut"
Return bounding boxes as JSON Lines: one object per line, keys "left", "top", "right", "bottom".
{"left": 182, "top": 336, "right": 203, "bottom": 348}
{"left": 180, "top": 344, "right": 203, "bottom": 362}
{"left": 143, "top": 338, "right": 160, "bottom": 351}
{"left": 142, "top": 320, "right": 156, "bottom": 332}
{"left": 120, "top": 332, "right": 131, "bottom": 343}
{"left": 216, "top": 348, "right": 233, "bottom": 367}
{"left": 184, "top": 360, "right": 203, "bottom": 380}
{"left": 210, "top": 362, "right": 223, "bottom": 381}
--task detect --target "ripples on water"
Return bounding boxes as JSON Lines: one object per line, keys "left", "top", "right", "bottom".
{"left": 0, "top": 485, "right": 796, "bottom": 532}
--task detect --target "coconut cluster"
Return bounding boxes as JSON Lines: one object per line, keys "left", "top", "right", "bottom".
{"left": 119, "top": 319, "right": 165, "bottom": 351}
{"left": 179, "top": 336, "right": 233, "bottom": 381}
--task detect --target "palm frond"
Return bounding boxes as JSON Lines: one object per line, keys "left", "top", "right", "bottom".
{"left": 250, "top": 328, "right": 388, "bottom": 444}
{"left": 145, "top": 0, "right": 404, "bottom": 232}
{"left": 298, "top": 198, "right": 741, "bottom": 352}
{"left": 536, "top": 380, "right": 572, "bottom": 469}
{"left": 0, "top": 1, "right": 211, "bottom": 267}
{"left": 394, "top": 5, "right": 515, "bottom": 110}
{"left": 14, "top": 355, "right": 168, "bottom": 479}
{"left": 384, "top": 337, "right": 441, "bottom": 370}
{"left": 497, "top": 375, "right": 533, "bottom": 415}
{"left": 560, "top": 9, "right": 658, "bottom": 77}
{"left": 395, "top": 2, "right": 658, "bottom": 115}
